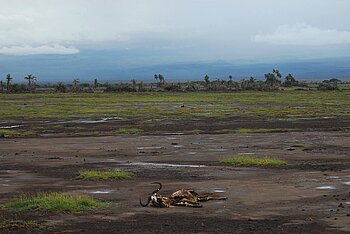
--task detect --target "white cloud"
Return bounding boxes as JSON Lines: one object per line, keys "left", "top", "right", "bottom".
{"left": 0, "top": 45, "right": 79, "bottom": 55}
{"left": 1, "top": 1, "right": 350, "bottom": 58}
{"left": 252, "top": 23, "right": 350, "bottom": 46}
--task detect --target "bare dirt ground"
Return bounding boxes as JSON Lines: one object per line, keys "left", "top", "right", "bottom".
{"left": 1, "top": 126, "right": 350, "bottom": 233}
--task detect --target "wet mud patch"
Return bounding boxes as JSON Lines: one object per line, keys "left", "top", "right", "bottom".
{"left": 289, "top": 160, "right": 350, "bottom": 172}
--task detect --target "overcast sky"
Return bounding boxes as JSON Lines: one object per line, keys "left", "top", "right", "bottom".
{"left": 1, "top": 0, "right": 350, "bottom": 62}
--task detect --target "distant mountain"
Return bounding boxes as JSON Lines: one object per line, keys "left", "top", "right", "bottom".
{"left": 0, "top": 52, "right": 349, "bottom": 83}
{"left": 133, "top": 58, "right": 350, "bottom": 82}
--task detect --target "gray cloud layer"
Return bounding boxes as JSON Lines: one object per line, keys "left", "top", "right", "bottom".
{"left": 1, "top": 0, "right": 350, "bottom": 59}
{"left": 253, "top": 23, "right": 350, "bottom": 46}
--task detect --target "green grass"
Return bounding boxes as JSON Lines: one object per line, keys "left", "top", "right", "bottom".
{"left": 77, "top": 170, "right": 135, "bottom": 181}
{"left": 0, "top": 129, "right": 34, "bottom": 137}
{"left": 115, "top": 128, "right": 143, "bottom": 135}
{"left": 1, "top": 193, "right": 107, "bottom": 213}
{"left": 220, "top": 155, "right": 287, "bottom": 167}
{"left": 0, "top": 220, "right": 44, "bottom": 230}
{"left": 1, "top": 91, "right": 349, "bottom": 121}
{"left": 0, "top": 91, "right": 349, "bottom": 136}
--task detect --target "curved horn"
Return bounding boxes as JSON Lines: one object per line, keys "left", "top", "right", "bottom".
{"left": 151, "top": 182, "right": 162, "bottom": 193}
{"left": 139, "top": 195, "right": 151, "bottom": 207}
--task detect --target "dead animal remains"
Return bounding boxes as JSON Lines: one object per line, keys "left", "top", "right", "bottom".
{"left": 139, "top": 182, "right": 227, "bottom": 208}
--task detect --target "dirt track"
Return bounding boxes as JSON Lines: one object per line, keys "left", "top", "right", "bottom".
{"left": 1, "top": 130, "right": 350, "bottom": 233}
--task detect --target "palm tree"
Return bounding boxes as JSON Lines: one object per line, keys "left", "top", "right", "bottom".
{"left": 228, "top": 75, "right": 233, "bottom": 90}
{"left": 93, "top": 78, "right": 99, "bottom": 89}
{"left": 72, "top": 79, "right": 80, "bottom": 92}
{"left": 158, "top": 74, "right": 165, "bottom": 86}
{"left": 5, "top": 74, "right": 13, "bottom": 93}
{"left": 55, "top": 82, "right": 67, "bottom": 93}
{"left": 131, "top": 79, "right": 137, "bottom": 91}
{"left": 0, "top": 81, "right": 4, "bottom": 93}
{"left": 24, "top": 74, "right": 36, "bottom": 91}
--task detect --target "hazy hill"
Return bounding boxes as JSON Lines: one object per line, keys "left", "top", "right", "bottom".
{"left": 1, "top": 52, "right": 349, "bottom": 83}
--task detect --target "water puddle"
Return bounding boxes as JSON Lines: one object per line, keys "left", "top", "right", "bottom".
{"left": 123, "top": 162, "right": 206, "bottom": 168}
{"left": 315, "top": 186, "right": 336, "bottom": 190}
{"left": 3, "top": 170, "right": 20, "bottom": 174}
{"left": 344, "top": 202, "right": 350, "bottom": 205}
{"left": 137, "top": 146, "right": 163, "bottom": 150}
{"left": 213, "top": 189, "right": 226, "bottom": 193}
{"left": 209, "top": 149, "right": 227, "bottom": 152}
{"left": 166, "top": 137, "right": 177, "bottom": 140}
{"left": 163, "top": 133, "right": 185, "bottom": 135}
{"left": 187, "top": 152, "right": 197, "bottom": 155}
{"left": 328, "top": 176, "right": 340, "bottom": 179}
{"left": 173, "top": 145, "right": 184, "bottom": 148}
{"left": 49, "top": 117, "right": 121, "bottom": 125}
{"left": 213, "top": 201, "right": 226, "bottom": 205}
{"left": 89, "top": 190, "right": 114, "bottom": 194}
{"left": 342, "top": 182, "right": 350, "bottom": 186}
{"left": 0, "top": 179, "right": 11, "bottom": 182}
{"left": 0, "top": 125, "right": 21, "bottom": 129}
{"left": 239, "top": 153, "right": 256, "bottom": 155}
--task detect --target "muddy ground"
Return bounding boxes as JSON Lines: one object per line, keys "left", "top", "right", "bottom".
{"left": 0, "top": 121, "right": 350, "bottom": 233}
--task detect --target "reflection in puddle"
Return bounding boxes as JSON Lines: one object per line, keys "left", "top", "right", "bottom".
{"left": 0, "top": 178, "right": 11, "bottom": 182}
{"left": 344, "top": 202, "right": 350, "bottom": 205}
{"left": 137, "top": 146, "right": 163, "bottom": 150}
{"left": 342, "top": 182, "right": 350, "bottom": 186}
{"left": 188, "top": 152, "right": 197, "bottom": 155}
{"left": 47, "top": 117, "right": 122, "bottom": 125}
{"left": 315, "top": 186, "right": 336, "bottom": 190}
{"left": 173, "top": 145, "right": 183, "bottom": 148}
{"left": 209, "top": 149, "right": 227, "bottom": 152}
{"left": 163, "top": 133, "right": 185, "bottom": 135}
{"left": 0, "top": 125, "right": 21, "bottom": 129}
{"left": 4, "top": 170, "right": 20, "bottom": 174}
{"left": 213, "top": 201, "right": 226, "bottom": 204}
{"left": 213, "top": 189, "right": 226, "bottom": 193}
{"left": 328, "top": 176, "right": 340, "bottom": 179}
{"left": 123, "top": 162, "right": 206, "bottom": 168}
{"left": 89, "top": 190, "right": 113, "bottom": 194}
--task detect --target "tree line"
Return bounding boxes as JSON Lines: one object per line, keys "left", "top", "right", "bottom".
{"left": 0, "top": 70, "right": 344, "bottom": 94}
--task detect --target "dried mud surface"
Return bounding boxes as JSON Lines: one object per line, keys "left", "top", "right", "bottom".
{"left": 0, "top": 121, "right": 350, "bottom": 233}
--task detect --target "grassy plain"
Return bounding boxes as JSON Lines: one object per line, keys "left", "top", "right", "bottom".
{"left": 1, "top": 91, "right": 349, "bottom": 119}
{"left": 0, "top": 91, "right": 349, "bottom": 136}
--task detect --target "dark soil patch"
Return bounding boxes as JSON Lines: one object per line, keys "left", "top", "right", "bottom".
{"left": 50, "top": 213, "right": 346, "bottom": 234}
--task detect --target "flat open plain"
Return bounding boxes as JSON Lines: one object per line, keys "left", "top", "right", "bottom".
{"left": 0, "top": 92, "right": 349, "bottom": 233}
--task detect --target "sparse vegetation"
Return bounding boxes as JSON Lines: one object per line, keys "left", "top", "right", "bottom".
{"left": 220, "top": 156, "right": 287, "bottom": 167}
{"left": 2, "top": 193, "right": 107, "bottom": 213}
{"left": 0, "top": 129, "right": 34, "bottom": 137}
{"left": 77, "top": 170, "right": 135, "bottom": 181}
{"left": 115, "top": 128, "right": 143, "bottom": 135}
{"left": 0, "top": 91, "right": 349, "bottom": 136}
{"left": 0, "top": 220, "right": 44, "bottom": 230}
